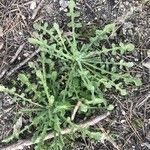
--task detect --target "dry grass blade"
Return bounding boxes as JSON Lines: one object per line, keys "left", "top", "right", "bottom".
{"left": 71, "top": 101, "right": 81, "bottom": 121}
{"left": 10, "top": 43, "right": 25, "bottom": 64}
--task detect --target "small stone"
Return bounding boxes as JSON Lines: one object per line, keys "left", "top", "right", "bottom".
{"left": 19, "top": 32, "right": 23, "bottom": 36}
{"left": 23, "top": 52, "right": 29, "bottom": 57}
{"left": 63, "top": 8, "right": 68, "bottom": 12}
{"left": 30, "top": 1, "right": 36, "bottom": 10}
{"left": 121, "top": 110, "right": 126, "bottom": 115}
{"left": 59, "top": 0, "right": 68, "bottom": 11}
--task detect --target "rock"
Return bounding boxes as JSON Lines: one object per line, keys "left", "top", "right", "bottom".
{"left": 59, "top": 0, "right": 68, "bottom": 11}
{"left": 30, "top": 0, "right": 37, "bottom": 10}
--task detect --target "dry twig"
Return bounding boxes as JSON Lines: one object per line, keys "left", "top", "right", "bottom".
{"left": 10, "top": 44, "right": 25, "bottom": 64}
{"left": 7, "top": 49, "right": 40, "bottom": 77}
{"left": 71, "top": 101, "right": 81, "bottom": 120}
{"left": 1, "top": 112, "right": 110, "bottom": 150}
{"left": 31, "top": 0, "right": 45, "bottom": 20}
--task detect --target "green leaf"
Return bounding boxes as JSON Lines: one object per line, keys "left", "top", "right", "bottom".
{"left": 28, "top": 62, "right": 35, "bottom": 68}
{"left": 133, "top": 78, "right": 142, "bottom": 86}
{"left": 49, "top": 95, "right": 54, "bottom": 105}
{"left": 33, "top": 23, "right": 41, "bottom": 30}
{"left": 54, "top": 104, "right": 70, "bottom": 113}
{"left": 36, "top": 70, "right": 43, "bottom": 80}
{"left": 68, "top": 0, "right": 76, "bottom": 12}
{"left": 119, "top": 43, "right": 135, "bottom": 52}
{"left": 0, "top": 85, "right": 5, "bottom": 91}
{"left": 120, "top": 89, "right": 127, "bottom": 96}
{"left": 103, "top": 23, "right": 115, "bottom": 33}
{"left": 119, "top": 60, "right": 134, "bottom": 68}
{"left": 54, "top": 115, "right": 60, "bottom": 131}
{"left": 126, "top": 43, "right": 135, "bottom": 51}
{"left": 28, "top": 38, "right": 40, "bottom": 44}
{"left": 51, "top": 71, "right": 57, "bottom": 81}
{"left": 126, "top": 62, "right": 134, "bottom": 67}
{"left": 53, "top": 23, "right": 59, "bottom": 31}
{"left": 1, "top": 2, "right": 141, "bottom": 147}
{"left": 80, "top": 103, "right": 88, "bottom": 112}
{"left": 85, "top": 97, "right": 106, "bottom": 105}
{"left": 75, "top": 23, "right": 82, "bottom": 28}
{"left": 18, "top": 74, "right": 29, "bottom": 83}
{"left": 107, "top": 104, "right": 114, "bottom": 111}
{"left": 85, "top": 130, "right": 102, "bottom": 140}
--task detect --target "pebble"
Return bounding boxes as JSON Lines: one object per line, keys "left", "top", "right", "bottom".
{"left": 121, "top": 110, "right": 126, "bottom": 116}
{"left": 121, "top": 120, "right": 126, "bottom": 123}
{"left": 30, "top": 1, "right": 37, "bottom": 10}
{"left": 59, "top": 0, "right": 68, "bottom": 11}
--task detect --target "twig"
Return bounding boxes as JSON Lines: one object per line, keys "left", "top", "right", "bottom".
{"left": 31, "top": 0, "right": 45, "bottom": 20}
{"left": 135, "top": 93, "right": 150, "bottom": 108}
{"left": 0, "top": 69, "right": 7, "bottom": 79}
{"left": 10, "top": 44, "right": 25, "bottom": 64}
{"left": 1, "top": 112, "right": 110, "bottom": 150}
{"left": 7, "top": 49, "right": 40, "bottom": 77}
{"left": 71, "top": 101, "right": 81, "bottom": 121}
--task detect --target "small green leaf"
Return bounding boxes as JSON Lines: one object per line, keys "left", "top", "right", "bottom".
{"left": 49, "top": 95, "right": 54, "bottom": 105}
{"left": 103, "top": 23, "right": 115, "bottom": 33}
{"left": 33, "top": 23, "right": 41, "bottom": 30}
{"left": 53, "top": 23, "right": 59, "bottom": 30}
{"left": 28, "top": 38, "right": 39, "bottom": 44}
{"left": 51, "top": 71, "right": 57, "bottom": 81}
{"left": 85, "top": 131, "right": 102, "bottom": 140}
{"left": 80, "top": 103, "right": 88, "bottom": 112}
{"left": 126, "top": 62, "right": 134, "bottom": 67}
{"left": 0, "top": 85, "right": 5, "bottom": 91}
{"left": 120, "top": 89, "right": 127, "bottom": 96}
{"left": 68, "top": 0, "right": 76, "bottom": 11}
{"left": 85, "top": 97, "right": 106, "bottom": 105}
{"left": 28, "top": 62, "right": 35, "bottom": 68}
{"left": 107, "top": 104, "right": 114, "bottom": 111}
{"left": 18, "top": 74, "right": 29, "bottom": 83}
{"left": 126, "top": 44, "right": 135, "bottom": 51}
{"left": 54, "top": 115, "right": 60, "bottom": 131}
{"left": 75, "top": 23, "right": 82, "bottom": 28}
